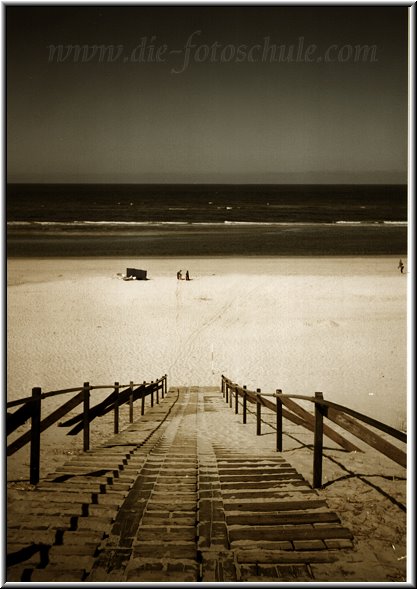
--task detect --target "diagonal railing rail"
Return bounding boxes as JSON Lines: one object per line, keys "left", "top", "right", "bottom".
{"left": 221, "top": 375, "right": 406, "bottom": 488}
{"left": 7, "top": 374, "right": 167, "bottom": 484}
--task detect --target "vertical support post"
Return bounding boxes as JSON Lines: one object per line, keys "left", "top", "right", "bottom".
{"left": 83, "top": 382, "right": 90, "bottom": 452}
{"left": 229, "top": 385, "right": 233, "bottom": 408}
{"left": 256, "top": 388, "right": 261, "bottom": 436}
{"left": 141, "top": 381, "right": 146, "bottom": 415}
{"left": 313, "top": 392, "right": 324, "bottom": 489}
{"left": 129, "top": 381, "right": 134, "bottom": 423}
{"left": 162, "top": 374, "right": 167, "bottom": 398}
{"left": 156, "top": 381, "right": 159, "bottom": 404}
{"left": 114, "top": 382, "right": 119, "bottom": 434}
{"left": 151, "top": 381, "right": 154, "bottom": 407}
{"left": 235, "top": 387, "right": 239, "bottom": 414}
{"left": 275, "top": 389, "right": 282, "bottom": 452}
{"left": 243, "top": 385, "right": 247, "bottom": 424}
{"left": 225, "top": 382, "right": 229, "bottom": 403}
{"left": 30, "top": 387, "right": 41, "bottom": 485}
{"left": 221, "top": 376, "right": 225, "bottom": 397}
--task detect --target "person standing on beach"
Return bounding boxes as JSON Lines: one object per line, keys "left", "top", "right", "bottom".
{"left": 398, "top": 259, "right": 404, "bottom": 274}
{"left": 177, "top": 270, "right": 182, "bottom": 280}
{"left": 186, "top": 270, "right": 190, "bottom": 281}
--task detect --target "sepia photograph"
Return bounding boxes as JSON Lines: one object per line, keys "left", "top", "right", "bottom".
{"left": 4, "top": 3, "right": 411, "bottom": 584}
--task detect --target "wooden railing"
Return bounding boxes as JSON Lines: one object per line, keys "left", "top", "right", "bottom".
{"left": 221, "top": 375, "right": 406, "bottom": 488}
{"left": 7, "top": 375, "right": 168, "bottom": 484}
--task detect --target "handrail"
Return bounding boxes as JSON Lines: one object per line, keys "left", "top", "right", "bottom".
{"left": 7, "top": 374, "right": 168, "bottom": 484}
{"left": 221, "top": 376, "right": 406, "bottom": 442}
{"left": 7, "top": 376, "right": 168, "bottom": 408}
{"left": 221, "top": 374, "right": 406, "bottom": 488}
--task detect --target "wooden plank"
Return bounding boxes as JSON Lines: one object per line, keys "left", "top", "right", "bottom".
{"left": 229, "top": 526, "right": 353, "bottom": 542}
{"left": 218, "top": 467, "right": 297, "bottom": 475}
{"left": 326, "top": 407, "right": 406, "bottom": 468}
{"left": 236, "top": 550, "right": 338, "bottom": 564}
{"left": 220, "top": 473, "right": 304, "bottom": 482}
{"left": 7, "top": 391, "right": 84, "bottom": 456}
{"left": 224, "top": 500, "right": 327, "bottom": 512}
{"left": 226, "top": 512, "right": 341, "bottom": 526}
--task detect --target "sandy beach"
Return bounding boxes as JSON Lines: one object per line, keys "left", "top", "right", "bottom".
{"left": 6, "top": 255, "right": 409, "bottom": 581}
{"left": 7, "top": 256, "right": 407, "bottom": 464}
{"left": 7, "top": 255, "right": 407, "bottom": 421}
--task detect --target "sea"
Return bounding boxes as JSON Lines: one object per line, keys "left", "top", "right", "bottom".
{"left": 6, "top": 183, "right": 407, "bottom": 257}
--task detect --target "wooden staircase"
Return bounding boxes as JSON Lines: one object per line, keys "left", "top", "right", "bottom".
{"left": 7, "top": 387, "right": 354, "bottom": 582}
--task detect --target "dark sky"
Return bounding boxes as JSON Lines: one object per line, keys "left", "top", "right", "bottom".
{"left": 6, "top": 6, "right": 408, "bottom": 183}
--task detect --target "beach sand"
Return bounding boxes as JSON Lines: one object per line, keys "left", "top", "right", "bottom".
{"left": 6, "top": 256, "right": 409, "bottom": 581}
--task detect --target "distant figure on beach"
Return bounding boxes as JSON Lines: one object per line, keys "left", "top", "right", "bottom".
{"left": 177, "top": 270, "right": 182, "bottom": 280}
{"left": 398, "top": 259, "right": 404, "bottom": 274}
{"left": 186, "top": 270, "right": 190, "bottom": 281}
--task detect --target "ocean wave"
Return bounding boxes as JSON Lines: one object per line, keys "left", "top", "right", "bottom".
{"left": 8, "top": 220, "right": 408, "bottom": 228}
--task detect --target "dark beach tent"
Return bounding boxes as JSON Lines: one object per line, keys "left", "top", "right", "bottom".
{"left": 126, "top": 268, "right": 147, "bottom": 280}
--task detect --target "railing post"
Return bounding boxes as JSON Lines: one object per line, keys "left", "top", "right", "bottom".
{"left": 129, "top": 381, "right": 134, "bottom": 423}
{"left": 313, "top": 391, "right": 324, "bottom": 488}
{"left": 30, "top": 387, "right": 41, "bottom": 485}
{"left": 162, "top": 374, "right": 167, "bottom": 398}
{"left": 235, "top": 387, "right": 239, "bottom": 414}
{"left": 276, "top": 389, "right": 283, "bottom": 452}
{"left": 83, "top": 382, "right": 90, "bottom": 452}
{"left": 151, "top": 381, "right": 154, "bottom": 407}
{"left": 225, "top": 382, "right": 229, "bottom": 403}
{"left": 256, "top": 388, "right": 261, "bottom": 436}
{"left": 114, "top": 382, "right": 119, "bottom": 434}
{"left": 156, "top": 381, "right": 159, "bottom": 404}
{"left": 221, "top": 376, "right": 225, "bottom": 397}
{"left": 141, "top": 381, "right": 146, "bottom": 415}
{"left": 243, "top": 385, "right": 247, "bottom": 424}
{"left": 229, "top": 385, "right": 233, "bottom": 408}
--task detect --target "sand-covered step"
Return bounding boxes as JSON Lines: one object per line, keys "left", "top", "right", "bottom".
{"left": 8, "top": 515, "right": 77, "bottom": 532}
{"left": 217, "top": 457, "right": 288, "bottom": 463}
{"left": 38, "top": 480, "right": 132, "bottom": 493}
{"left": 228, "top": 524, "right": 353, "bottom": 543}
{"left": 45, "top": 473, "right": 122, "bottom": 486}
{"left": 131, "top": 541, "right": 198, "bottom": 560}
{"left": 237, "top": 549, "right": 340, "bottom": 564}
{"left": 224, "top": 498, "right": 327, "bottom": 512}
{"left": 226, "top": 511, "right": 341, "bottom": 526}
{"left": 199, "top": 551, "right": 238, "bottom": 582}
{"left": 219, "top": 479, "right": 310, "bottom": 490}
{"left": 221, "top": 488, "right": 316, "bottom": 500}
{"left": 140, "top": 513, "right": 196, "bottom": 526}
{"left": 217, "top": 464, "right": 297, "bottom": 472}
{"left": 124, "top": 557, "right": 199, "bottom": 582}
{"left": 238, "top": 562, "right": 314, "bottom": 582}
{"left": 8, "top": 528, "right": 64, "bottom": 546}
{"left": 9, "top": 500, "right": 89, "bottom": 516}
{"left": 37, "top": 482, "right": 108, "bottom": 494}
{"left": 219, "top": 469, "right": 300, "bottom": 479}
{"left": 30, "top": 566, "right": 88, "bottom": 582}
{"left": 133, "top": 525, "right": 196, "bottom": 542}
